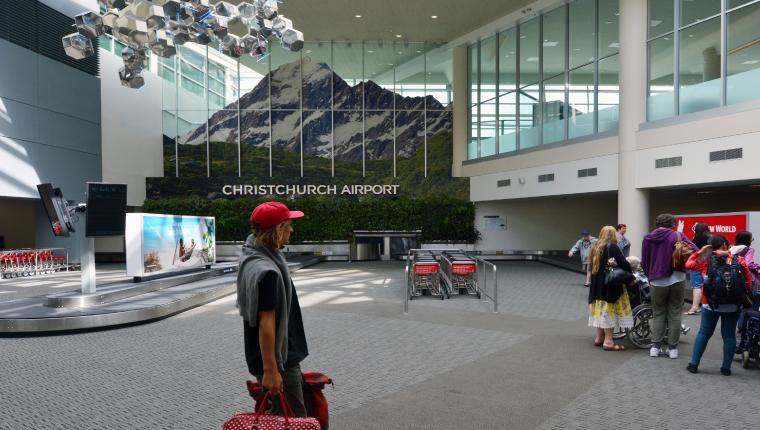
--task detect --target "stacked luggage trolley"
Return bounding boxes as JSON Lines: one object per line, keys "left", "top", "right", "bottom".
{"left": 0, "top": 248, "right": 69, "bottom": 279}
{"left": 405, "top": 249, "right": 498, "bottom": 313}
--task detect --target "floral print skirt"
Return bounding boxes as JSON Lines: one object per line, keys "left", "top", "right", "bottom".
{"left": 588, "top": 289, "right": 634, "bottom": 330}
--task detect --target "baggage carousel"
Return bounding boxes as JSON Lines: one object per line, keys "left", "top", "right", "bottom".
{"left": 0, "top": 256, "right": 321, "bottom": 333}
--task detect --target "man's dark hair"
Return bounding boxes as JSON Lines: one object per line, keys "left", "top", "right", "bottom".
{"left": 655, "top": 213, "right": 676, "bottom": 228}
{"left": 616, "top": 224, "right": 626, "bottom": 231}
{"left": 735, "top": 230, "right": 753, "bottom": 247}
{"left": 709, "top": 234, "right": 729, "bottom": 250}
{"left": 693, "top": 222, "right": 710, "bottom": 237}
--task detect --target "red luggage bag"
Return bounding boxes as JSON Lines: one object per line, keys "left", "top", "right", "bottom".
{"left": 223, "top": 391, "right": 320, "bottom": 430}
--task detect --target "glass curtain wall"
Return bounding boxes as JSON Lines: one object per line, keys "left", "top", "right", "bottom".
{"left": 161, "top": 40, "right": 453, "bottom": 178}
{"left": 647, "top": 0, "right": 760, "bottom": 120}
{"left": 467, "top": 0, "right": 619, "bottom": 160}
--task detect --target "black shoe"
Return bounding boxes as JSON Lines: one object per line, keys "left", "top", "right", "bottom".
{"left": 686, "top": 363, "right": 698, "bottom": 374}
{"left": 720, "top": 367, "right": 731, "bottom": 376}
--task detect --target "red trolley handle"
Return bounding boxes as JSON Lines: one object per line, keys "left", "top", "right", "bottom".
{"left": 250, "top": 390, "right": 296, "bottom": 429}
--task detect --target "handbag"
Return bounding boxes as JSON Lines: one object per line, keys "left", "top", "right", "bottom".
{"left": 672, "top": 232, "right": 694, "bottom": 271}
{"left": 224, "top": 391, "right": 321, "bottom": 430}
{"left": 247, "top": 373, "right": 333, "bottom": 430}
{"left": 603, "top": 244, "right": 635, "bottom": 287}
{"left": 605, "top": 266, "right": 634, "bottom": 287}
{"left": 604, "top": 245, "right": 636, "bottom": 287}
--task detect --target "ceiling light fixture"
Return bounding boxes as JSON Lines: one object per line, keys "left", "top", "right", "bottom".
{"left": 355, "top": 14, "right": 362, "bottom": 18}
{"left": 395, "top": 34, "right": 402, "bottom": 38}
{"left": 431, "top": 15, "right": 438, "bottom": 19}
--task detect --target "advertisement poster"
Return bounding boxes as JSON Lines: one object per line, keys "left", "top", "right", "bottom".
{"left": 139, "top": 215, "right": 216, "bottom": 276}
{"left": 676, "top": 213, "right": 747, "bottom": 244}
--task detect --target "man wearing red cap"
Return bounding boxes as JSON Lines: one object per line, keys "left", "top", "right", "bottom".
{"left": 237, "top": 201, "right": 308, "bottom": 416}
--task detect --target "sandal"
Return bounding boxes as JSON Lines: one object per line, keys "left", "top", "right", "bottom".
{"left": 594, "top": 340, "right": 604, "bottom": 347}
{"left": 684, "top": 309, "right": 700, "bottom": 315}
{"left": 603, "top": 343, "right": 625, "bottom": 351}
{"left": 584, "top": 283, "right": 590, "bottom": 288}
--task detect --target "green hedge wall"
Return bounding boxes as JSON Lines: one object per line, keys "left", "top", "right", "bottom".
{"left": 142, "top": 197, "right": 479, "bottom": 243}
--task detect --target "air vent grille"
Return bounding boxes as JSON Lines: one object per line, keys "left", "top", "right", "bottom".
{"left": 655, "top": 156, "right": 682, "bottom": 169}
{"left": 578, "top": 168, "right": 598, "bottom": 178}
{"left": 0, "top": 1, "right": 100, "bottom": 77}
{"left": 538, "top": 173, "right": 555, "bottom": 183}
{"left": 710, "top": 148, "right": 743, "bottom": 162}
{"left": 497, "top": 179, "right": 511, "bottom": 187}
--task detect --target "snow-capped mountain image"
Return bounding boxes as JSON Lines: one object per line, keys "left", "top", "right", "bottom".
{"left": 180, "top": 59, "right": 452, "bottom": 162}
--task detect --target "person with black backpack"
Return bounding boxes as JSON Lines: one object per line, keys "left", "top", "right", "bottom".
{"left": 684, "top": 235, "right": 753, "bottom": 376}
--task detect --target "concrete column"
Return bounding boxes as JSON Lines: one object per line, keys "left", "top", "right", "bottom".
{"left": 452, "top": 46, "right": 468, "bottom": 177}
{"left": 618, "top": 0, "right": 650, "bottom": 256}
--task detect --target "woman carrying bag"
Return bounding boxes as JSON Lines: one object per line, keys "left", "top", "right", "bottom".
{"left": 588, "top": 226, "right": 635, "bottom": 351}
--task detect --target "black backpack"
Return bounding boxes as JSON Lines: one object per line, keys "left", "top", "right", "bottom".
{"left": 704, "top": 254, "right": 746, "bottom": 309}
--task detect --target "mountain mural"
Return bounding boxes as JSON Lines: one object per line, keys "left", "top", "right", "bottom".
{"left": 180, "top": 58, "right": 453, "bottom": 162}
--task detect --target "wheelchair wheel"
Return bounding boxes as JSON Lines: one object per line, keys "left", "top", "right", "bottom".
{"left": 743, "top": 351, "right": 751, "bottom": 369}
{"left": 629, "top": 305, "right": 654, "bottom": 349}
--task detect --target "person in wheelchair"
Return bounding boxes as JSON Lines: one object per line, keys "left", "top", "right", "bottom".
{"left": 626, "top": 256, "right": 650, "bottom": 309}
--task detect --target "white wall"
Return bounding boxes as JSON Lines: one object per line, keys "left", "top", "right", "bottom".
{"left": 39, "top": 0, "right": 96, "bottom": 17}
{"left": 635, "top": 103, "right": 760, "bottom": 189}
{"left": 470, "top": 153, "right": 618, "bottom": 201}
{"left": 99, "top": 48, "right": 164, "bottom": 207}
{"left": 474, "top": 194, "right": 618, "bottom": 251}
{"left": 96, "top": 49, "right": 163, "bottom": 254}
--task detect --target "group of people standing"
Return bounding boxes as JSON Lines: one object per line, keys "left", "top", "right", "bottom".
{"left": 573, "top": 214, "right": 759, "bottom": 375}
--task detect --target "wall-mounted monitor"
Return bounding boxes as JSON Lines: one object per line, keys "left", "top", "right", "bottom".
{"left": 37, "top": 183, "right": 74, "bottom": 237}
{"left": 85, "top": 182, "right": 127, "bottom": 237}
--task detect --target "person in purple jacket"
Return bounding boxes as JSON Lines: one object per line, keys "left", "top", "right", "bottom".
{"left": 641, "top": 214, "right": 697, "bottom": 360}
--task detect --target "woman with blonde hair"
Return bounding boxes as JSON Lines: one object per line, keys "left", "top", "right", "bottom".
{"left": 588, "top": 225, "right": 634, "bottom": 351}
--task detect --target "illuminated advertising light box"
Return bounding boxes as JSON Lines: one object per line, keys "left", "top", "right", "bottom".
{"left": 676, "top": 212, "right": 760, "bottom": 255}
{"left": 126, "top": 213, "right": 216, "bottom": 278}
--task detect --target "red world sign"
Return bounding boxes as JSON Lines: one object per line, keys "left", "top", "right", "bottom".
{"left": 676, "top": 213, "right": 748, "bottom": 244}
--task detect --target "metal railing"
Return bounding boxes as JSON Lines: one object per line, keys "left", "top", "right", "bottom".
{"left": 404, "top": 248, "right": 498, "bottom": 314}
{"left": 473, "top": 255, "right": 498, "bottom": 314}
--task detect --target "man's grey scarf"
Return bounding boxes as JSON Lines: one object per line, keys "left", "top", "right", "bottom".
{"left": 236, "top": 234, "right": 293, "bottom": 371}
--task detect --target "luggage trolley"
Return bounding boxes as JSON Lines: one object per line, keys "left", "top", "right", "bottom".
{"left": 439, "top": 251, "right": 480, "bottom": 299}
{"left": 409, "top": 251, "right": 444, "bottom": 300}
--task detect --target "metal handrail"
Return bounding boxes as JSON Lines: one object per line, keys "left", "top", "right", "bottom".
{"left": 472, "top": 256, "right": 498, "bottom": 313}
{"left": 403, "top": 248, "right": 498, "bottom": 314}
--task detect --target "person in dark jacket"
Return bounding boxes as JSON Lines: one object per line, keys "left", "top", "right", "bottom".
{"left": 237, "top": 201, "right": 309, "bottom": 416}
{"left": 588, "top": 226, "right": 634, "bottom": 351}
{"left": 641, "top": 214, "right": 697, "bottom": 360}
{"left": 685, "top": 222, "right": 711, "bottom": 315}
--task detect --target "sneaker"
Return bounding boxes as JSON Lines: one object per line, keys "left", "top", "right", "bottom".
{"left": 668, "top": 348, "right": 679, "bottom": 359}
{"left": 720, "top": 367, "right": 731, "bottom": 376}
{"left": 650, "top": 346, "right": 661, "bottom": 357}
{"left": 686, "top": 363, "right": 698, "bottom": 374}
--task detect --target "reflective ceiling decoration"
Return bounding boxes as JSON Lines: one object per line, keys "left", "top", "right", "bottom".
{"left": 63, "top": 0, "right": 304, "bottom": 88}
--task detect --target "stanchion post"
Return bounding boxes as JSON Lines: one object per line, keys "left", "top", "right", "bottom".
{"left": 493, "top": 264, "right": 498, "bottom": 313}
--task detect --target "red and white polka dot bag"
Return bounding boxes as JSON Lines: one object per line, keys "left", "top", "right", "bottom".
{"left": 223, "top": 392, "right": 321, "bottom": 430}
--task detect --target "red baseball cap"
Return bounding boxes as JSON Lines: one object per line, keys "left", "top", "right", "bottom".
{"left": 250, "top": 202, "right": 304, "bottom": 229}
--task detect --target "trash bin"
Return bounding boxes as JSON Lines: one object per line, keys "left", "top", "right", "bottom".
{"left": 350, "top": 238, "right": 381, "bottom": 261}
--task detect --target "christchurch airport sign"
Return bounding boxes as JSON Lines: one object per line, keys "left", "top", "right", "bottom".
{"left": 222, "top": 184, "right": 401, "bottom": 196}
